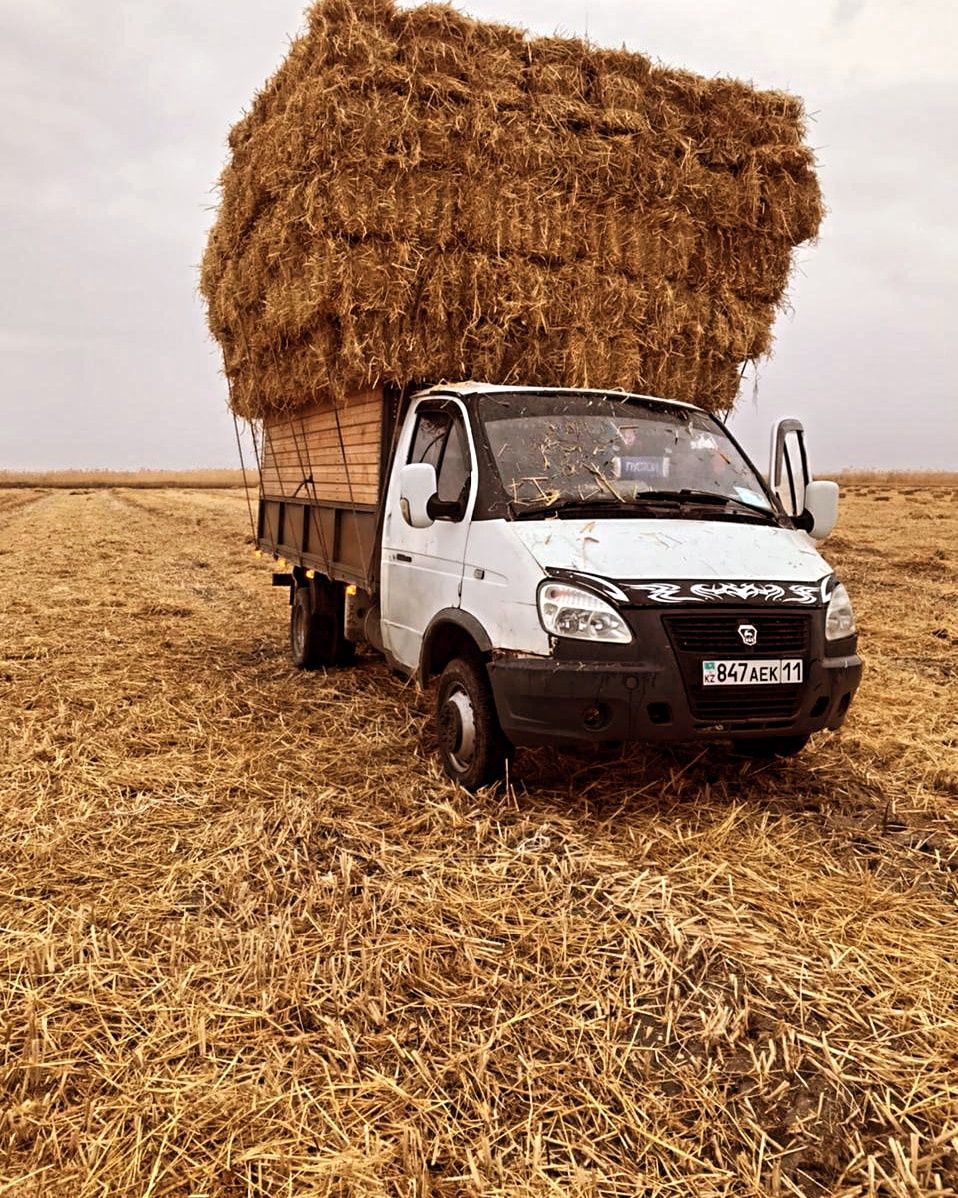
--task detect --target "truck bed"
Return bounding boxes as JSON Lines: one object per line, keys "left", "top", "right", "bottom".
{"left": 256, "top": 386, "right": 401, "bottom": 589}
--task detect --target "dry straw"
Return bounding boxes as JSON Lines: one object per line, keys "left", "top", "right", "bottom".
{"left": 2, "top": 484, "right": 957, "bottom": 1196}
{"left": 0, "top": 469, "right": 249, "bottom": 490}
{"left": 201, "top": 0, "right": 823, "bottom": 419}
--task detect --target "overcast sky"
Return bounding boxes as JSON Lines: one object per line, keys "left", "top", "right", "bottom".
{"left": 1, "top": 0, "right": 955, "bottom": 472}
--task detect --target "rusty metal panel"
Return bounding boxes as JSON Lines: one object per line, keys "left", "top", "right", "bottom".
{"left": 261, "top": 499, "right": 282, "bottom": 550}
{"left": 307, "top": 506, "right": 336, "bottom": 573}
{"left": 335, "top": 508, "right": 376, "bottom": 575}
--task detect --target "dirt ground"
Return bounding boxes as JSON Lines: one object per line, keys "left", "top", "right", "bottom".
{"left": 1, "top": 485, "right": 956, "bottom": 1197}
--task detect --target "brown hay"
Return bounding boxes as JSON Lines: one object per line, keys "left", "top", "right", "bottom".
{"left": 0, "top": 470, "right": 250, "bottom": 490}
{"left": 201, "top": 0, "right": 823, "bottom": 420}
{"left": 1, "top": 488, "right": 957, "bottom": 1194}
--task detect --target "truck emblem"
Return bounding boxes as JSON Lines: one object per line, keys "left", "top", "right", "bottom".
{"left": 738, "top": 623, "right": 758, "bottom": 647}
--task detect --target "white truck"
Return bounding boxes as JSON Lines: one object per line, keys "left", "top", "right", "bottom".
{"left": 258, "top": 383, "right": 861, "bottom": 788}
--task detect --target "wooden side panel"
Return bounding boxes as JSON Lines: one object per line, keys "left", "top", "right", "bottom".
{"left": 260, "top": 389, "right": 384, "bottom": 506}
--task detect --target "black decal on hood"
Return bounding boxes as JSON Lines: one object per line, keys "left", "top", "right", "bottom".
{"left": 546, "top": 570, "right": 835, "bottom": 607}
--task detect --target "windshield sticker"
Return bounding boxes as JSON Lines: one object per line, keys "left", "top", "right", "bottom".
{"left": 733, "top": 486, "right": 770, "bottom": 509}
{"left": 614, "top": 456, "right": 671, "bottom": 481}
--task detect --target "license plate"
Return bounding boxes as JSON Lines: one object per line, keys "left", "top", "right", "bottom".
{"left": 702, "top": 658, "right": 803, "bottom": 686}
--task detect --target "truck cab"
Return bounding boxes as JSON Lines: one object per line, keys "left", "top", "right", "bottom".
{"left": 262, "top": 383, "right": 861, "bottom": 789}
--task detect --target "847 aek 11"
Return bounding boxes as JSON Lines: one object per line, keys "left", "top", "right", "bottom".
{"left": 703, "top": 659, "right": 804, "bottom": 686}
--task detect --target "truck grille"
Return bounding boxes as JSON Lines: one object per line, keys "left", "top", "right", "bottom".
{"left": 663, "top": 612, "right": 812, "bottom": 727}
{"left": 664, "top": 612, "right": 811, "bottom": 656}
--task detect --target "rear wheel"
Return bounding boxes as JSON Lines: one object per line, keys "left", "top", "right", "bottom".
{"left": 732, "top": 734, "right": 809, "bottom": 759}
{"left": 289, "top": 579, "right": 354, "bottom": 669}
{"left": 436, "top": 657, "right": 512, "bottom": 790}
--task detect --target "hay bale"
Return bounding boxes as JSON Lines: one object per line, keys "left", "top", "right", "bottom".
{"left": 201, "top": 0, "right": 823, "bottom": 419}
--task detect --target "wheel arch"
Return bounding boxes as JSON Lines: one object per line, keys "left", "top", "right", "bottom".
{"left": 419, "top": 609, "right": 493, "bottom": 684}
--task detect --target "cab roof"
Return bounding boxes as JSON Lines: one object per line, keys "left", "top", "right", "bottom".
{"left": 412, "top": 381, "right": 702, "bottom": 413}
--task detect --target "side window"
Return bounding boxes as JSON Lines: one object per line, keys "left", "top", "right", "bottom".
{"left": 407, "top": 407, "right": 472, "bottom": 515}
{"left": 437, "top": 417, "right": 470, "bottom": 503}
{"left": 408, "top": 411, "right": 450, "bottom": 470}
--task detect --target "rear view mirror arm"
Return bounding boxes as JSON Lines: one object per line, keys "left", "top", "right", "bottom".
{"left": 426, "top": 496, "right": 466, "bottom": 521}
{"left": 792, "top": 508, "right": 815, "bottom": 533}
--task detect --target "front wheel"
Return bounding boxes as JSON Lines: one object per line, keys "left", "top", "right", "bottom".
{"left": 436, "top": 657, "right": 512, "bottom": 790}
{"left": 732, "top": 734, "right": 809, "bottom": 759}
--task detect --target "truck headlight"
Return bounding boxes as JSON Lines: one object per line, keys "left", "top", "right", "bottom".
{"left": 538, "top": 582, "right": 632, "bottom": 643}
{"left": 825, "top": 582, "right": 856, "bottom": 640}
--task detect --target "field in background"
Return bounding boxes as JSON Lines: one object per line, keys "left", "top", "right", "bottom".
{"left": 834, "top": 471, "right": 958, "bottom": 488}
{"left": 0, "top": 469, "right": 249, "bottom": 489}
{"left": 3, "top": 469, "right": 956, "bottom": 492}
{"left": 1, "top": 485, "right": 956, "bottom": 1196}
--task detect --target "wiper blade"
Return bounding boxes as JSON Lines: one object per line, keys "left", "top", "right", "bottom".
{"left": 639, "top": 489, "right": 725, "bottom": 505}
{"left": 511, "top": 496, "right": 660, "bottom": 519}
{"left": 509, "top": 490, "right": 778, "bottom": 522}
{"left": 638, "top": 489, "right": 777, "bottom": 520}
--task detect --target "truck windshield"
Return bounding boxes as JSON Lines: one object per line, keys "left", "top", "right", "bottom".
{"left": 477, "top": 392, "right": 773, "bottom": 517}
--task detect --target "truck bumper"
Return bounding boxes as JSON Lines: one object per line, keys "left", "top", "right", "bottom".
{"left": 487, "top": 652, "right": 862, "bottom": 749}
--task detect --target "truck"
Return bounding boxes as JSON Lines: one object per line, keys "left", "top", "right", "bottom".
{"left": 256, "top": 382, "right": 861, "bottom": 788}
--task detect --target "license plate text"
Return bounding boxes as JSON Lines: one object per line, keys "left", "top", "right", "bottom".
{"left": 702, "top": 658, "right": 804, "bottom": 686}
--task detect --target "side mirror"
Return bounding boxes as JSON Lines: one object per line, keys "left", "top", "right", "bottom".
{"left": 399, "top": 462, "right": 437, "bottom": 528}
{"left": 801, "top": 480, "right": 839, "bottom": 540}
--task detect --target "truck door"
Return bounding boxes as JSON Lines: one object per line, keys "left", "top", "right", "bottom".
{"left": 381, "top": 400, "right": 476, "bottom": 672}
{"left": 769, "top": 417, "right": 811, "bottom": 518}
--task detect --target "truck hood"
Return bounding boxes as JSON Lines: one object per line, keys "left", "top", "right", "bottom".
{"left": 511, "top": 518, "right": 831, "bottom": 587}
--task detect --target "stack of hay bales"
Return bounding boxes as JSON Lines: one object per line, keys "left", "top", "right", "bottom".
{"left": 201, "top": 0, "right": 823, "bottom": 420}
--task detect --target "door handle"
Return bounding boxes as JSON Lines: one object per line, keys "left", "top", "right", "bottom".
{"left": 395, "top": 552, "right": 412, "bottom": 563}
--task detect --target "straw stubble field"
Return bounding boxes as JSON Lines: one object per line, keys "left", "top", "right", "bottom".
{"left": 1, "top": 484, "right": 956, "bottom": 1197}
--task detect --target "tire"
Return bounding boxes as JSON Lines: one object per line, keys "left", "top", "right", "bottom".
{"left": 732, "top": 734, "right": 809, "bottom": 760}
{"left": 289, "top": 579, "right": 354, "bottom": 669}
{"left": 436, "top": 657, "right": 512, "bottom": 790}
